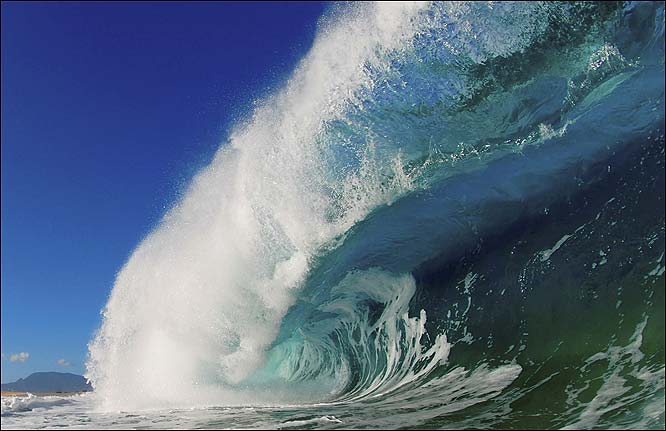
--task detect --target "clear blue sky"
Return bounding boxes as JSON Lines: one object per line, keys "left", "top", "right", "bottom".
{"left": 1, "top": 1, "right": 327, "bottom": 383}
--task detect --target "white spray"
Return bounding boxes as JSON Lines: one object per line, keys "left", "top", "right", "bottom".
{"left": 86, "top": 1, "right": 559, "bottom": 410}
{"left": 86, "top": 2, "right": 428, "bottom": 411}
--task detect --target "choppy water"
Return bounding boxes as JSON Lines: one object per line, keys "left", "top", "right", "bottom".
{"left": 3, "top": 1, "right": 664, "bottom": 429}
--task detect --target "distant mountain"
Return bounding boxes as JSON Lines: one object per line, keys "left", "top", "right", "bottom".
{"left": 1, "top": 372, "right": 92, "bottom": 393}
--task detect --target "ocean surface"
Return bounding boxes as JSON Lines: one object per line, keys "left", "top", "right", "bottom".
{"left": 2, "top": 1, "right": 664, "bottom": 429}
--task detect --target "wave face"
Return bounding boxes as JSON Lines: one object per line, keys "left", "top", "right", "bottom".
{"left": 87, "top": 2, "right": 665, "bottom": 428}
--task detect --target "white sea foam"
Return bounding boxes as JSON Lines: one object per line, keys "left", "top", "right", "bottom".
{"left": 562, "top": 317, "right": 666, "bottom": 430}
{"left": 87, "top": 2, "right": 431, "bottom": 411}
{"left": 1, "top": 393, "right": 79, "bottom": 416}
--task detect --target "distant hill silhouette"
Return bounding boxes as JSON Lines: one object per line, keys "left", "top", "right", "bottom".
{"left": 1, "top": 372, "right": 92, "bottom": 393}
